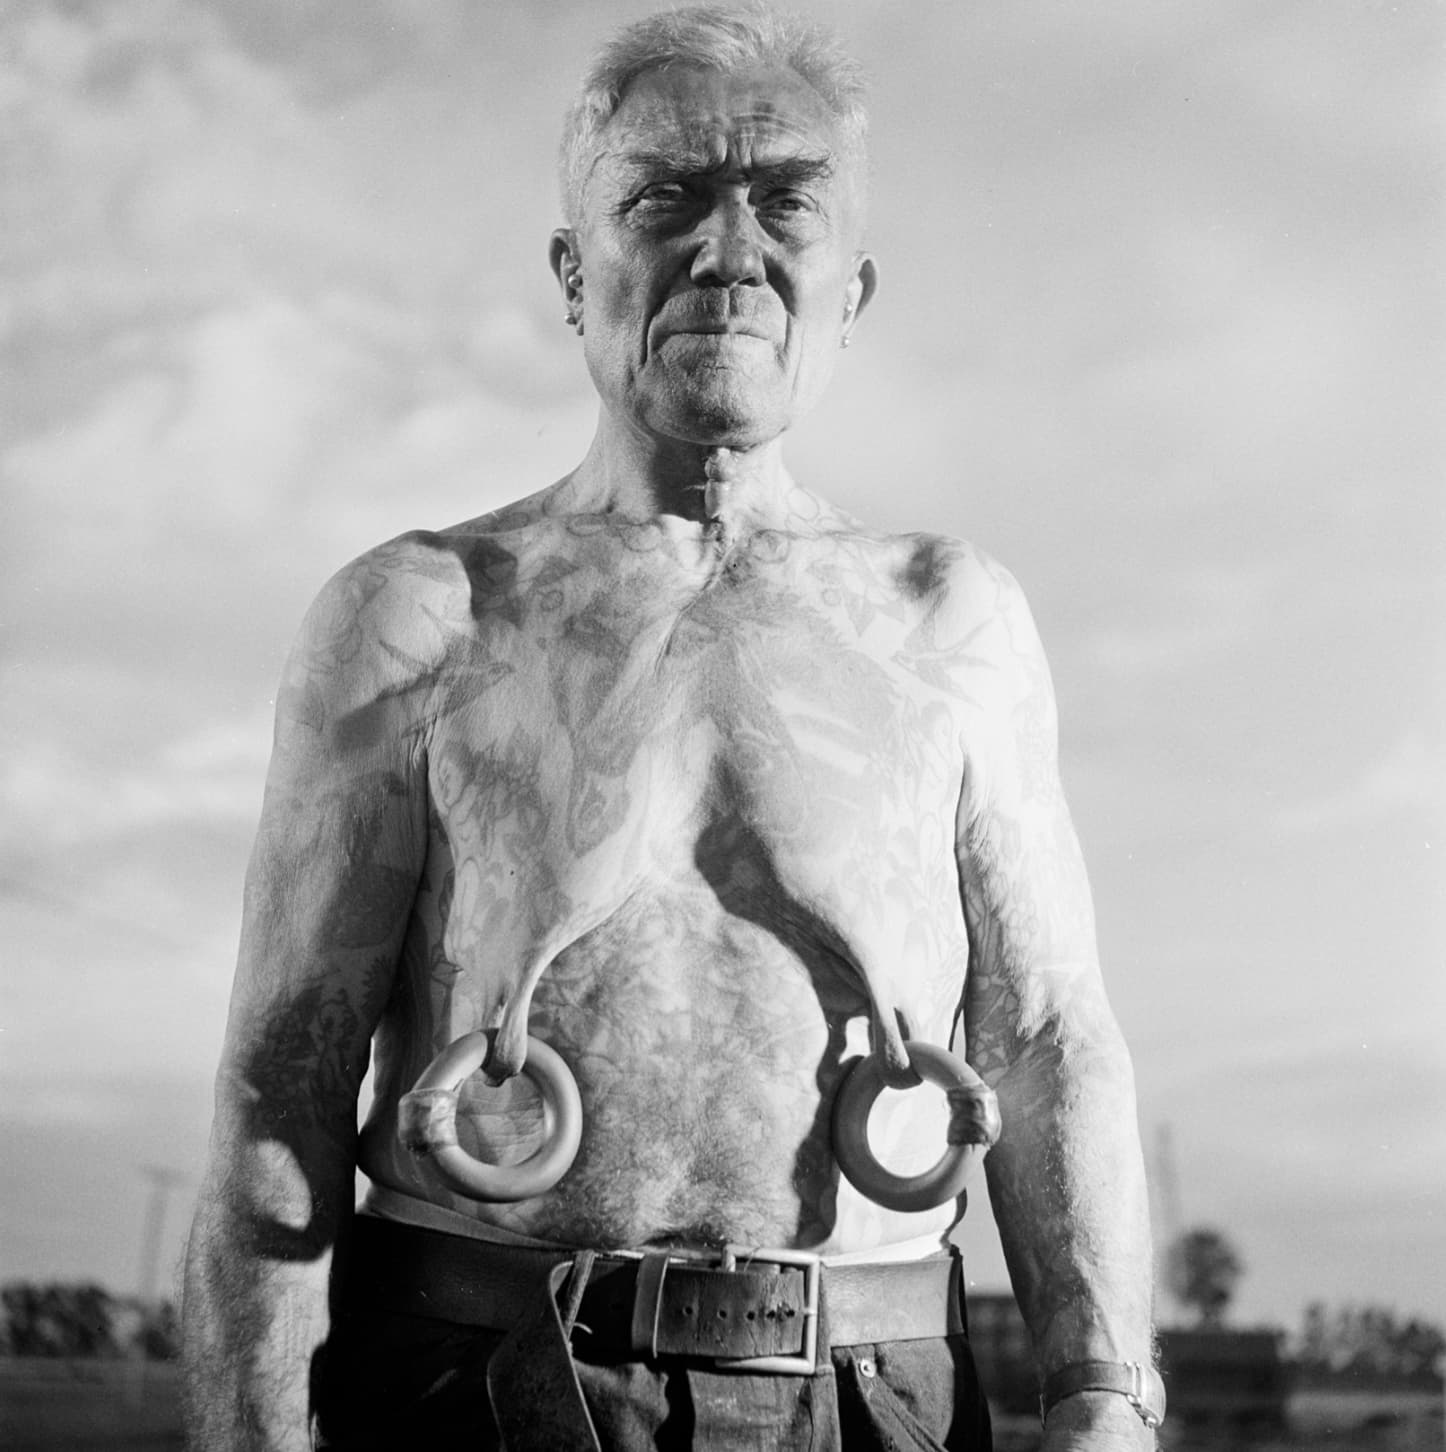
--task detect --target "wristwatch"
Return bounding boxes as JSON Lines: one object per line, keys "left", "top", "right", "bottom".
{"left": 1041, "top": 1359, "right": 1166, "bottom": 1429}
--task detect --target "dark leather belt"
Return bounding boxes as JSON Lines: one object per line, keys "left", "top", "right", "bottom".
{"left": 344, "top": 1217, "right": 967, "bottom": 1451}
{"left": 345, "top": 1214, "right": 964, "bottom": 1362}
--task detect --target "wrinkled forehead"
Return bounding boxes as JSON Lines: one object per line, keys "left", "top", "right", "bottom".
{"left": 590, "top": 63, "right": 848, "bottom": 190}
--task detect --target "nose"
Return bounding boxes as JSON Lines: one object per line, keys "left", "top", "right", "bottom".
{"left": 689, "top": 198, "right": 766, "bottom": 288}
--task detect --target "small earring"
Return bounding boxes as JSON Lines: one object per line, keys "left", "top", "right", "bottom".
{"left": 841, "top": 334, "right": 852, "bottom": 349}
{"left": 564, "top": 310, "right": 577, "bottom": 326}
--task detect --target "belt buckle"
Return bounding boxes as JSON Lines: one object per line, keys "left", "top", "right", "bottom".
{"left": 712, "top": 1245, "right": 821, "bottom": 1376}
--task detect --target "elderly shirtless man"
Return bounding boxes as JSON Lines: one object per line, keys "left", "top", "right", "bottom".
{"left": 184, "top": 8, "right": 1159, "bottom": 1450}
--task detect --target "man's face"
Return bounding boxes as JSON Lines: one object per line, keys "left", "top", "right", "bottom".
{"left": 557, "top": 64, "right": 875, "bottom": 450}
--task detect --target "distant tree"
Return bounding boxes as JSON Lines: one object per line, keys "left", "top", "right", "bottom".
{"left": 1395, "top": 1316, "right": 1446, "bottom": 1383}
{"left": 1, "top": 1281, "right": 118, "bottom": 1357}
{"left": 1299, "top": 1300, "right": 1330, "bottom": 1365}
{"left": 133, "top": 1298, "right": 180, "bottom": 1360}
{"left": 1166, "top": 1226, "right": 1244, "bottom": 1328}
{"left": 1297, "top": 1301, "right": 1445, "bottom": 1386}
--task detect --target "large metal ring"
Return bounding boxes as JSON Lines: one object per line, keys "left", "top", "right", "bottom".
{"left": 830, "top": 1042, "right": 1001, "bottom": 1213}
{"left": 399, "top": 1030, "right": 582, "bottom": 1203}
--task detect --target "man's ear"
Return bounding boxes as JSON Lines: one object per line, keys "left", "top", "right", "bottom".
{"left": 844, "top": 252, "right": 879, "bottom": 334}
{"left": 550, "top": 229, "right": 583, "bottom": 328}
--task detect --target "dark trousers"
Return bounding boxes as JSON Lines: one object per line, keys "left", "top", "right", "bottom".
{"left": 315, "top": 1300, "right": 993, "bottom": 1450}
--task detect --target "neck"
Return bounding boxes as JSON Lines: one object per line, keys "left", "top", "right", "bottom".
{"left": 566, "top": 411, "right": 796, "bottom": 546}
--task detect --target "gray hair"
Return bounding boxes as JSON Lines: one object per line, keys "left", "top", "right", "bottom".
{"left": 559, "top": 4, "right": 869, "bottom": 225}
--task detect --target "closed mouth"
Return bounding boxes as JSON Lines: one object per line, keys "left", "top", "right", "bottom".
{"left": 670, "top": 326, "right": 769, "bottom": 339}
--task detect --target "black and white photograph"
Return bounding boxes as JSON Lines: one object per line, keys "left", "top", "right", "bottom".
{"left": 2, "top": 3, "right": 1441, "bottom": 1448}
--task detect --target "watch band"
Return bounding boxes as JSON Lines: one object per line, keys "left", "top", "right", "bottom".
{"left": 1040, "top": 1359, "right": 1166, "bottom": 1429}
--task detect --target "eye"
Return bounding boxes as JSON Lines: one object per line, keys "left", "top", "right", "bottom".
{"left": 634, "top": 182, "right": 695, "bottom": 209}
{"left": 758, "top": 189, "right": 817, "bottom": 220}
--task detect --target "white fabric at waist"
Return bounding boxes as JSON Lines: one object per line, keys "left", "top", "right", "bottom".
{"left": 362, "top": 1183, "right": 949, "bottom": 1267}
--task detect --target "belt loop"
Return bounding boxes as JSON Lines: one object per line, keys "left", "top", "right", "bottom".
{"left": 629, "top": 1251, "right": 671, "bottom": 1357}
{"left": 560, "top": 1249, "right": 596, "bottom": 1337}
{"left": 486, "top": 1260, "right": 602, "bottom": 1452}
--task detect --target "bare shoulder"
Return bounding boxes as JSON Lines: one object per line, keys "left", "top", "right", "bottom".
{"left": 824, "top": 512, "right": 1048, "bottom": 674}
{"left": 308, "top": 499, "right": 537, "bottom": 628}
{"left": 927, "top": 536, "right": 1049, "bottom": 692}
{"left": 281, "top": 489, "right": 560, "bottom": 740}
{"left": 895, "top": 530, "right": 1028, "bottom": 618}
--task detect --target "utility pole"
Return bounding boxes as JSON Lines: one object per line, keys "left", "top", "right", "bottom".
{"left": 1151, "top": 1122, "right": 1185, "bottom": 1324}
{"left": 136, "top": 1165, "right": 185, "bottom": 1307}
{"left": 126, "top": 1165, "right": 185, "bottom": 1406}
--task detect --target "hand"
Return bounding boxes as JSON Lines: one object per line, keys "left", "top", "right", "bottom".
{"left": 1040, "top": 1391, "right": 1156, "bottom": 1452}
{"left": 1040, "top": 1430, "right": 1154, "bottom": 1452}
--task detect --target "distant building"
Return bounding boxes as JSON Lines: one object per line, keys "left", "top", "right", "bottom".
{"left": 967, "top": 1288, "right": 1292, "bottom": 1427}
{"left": 1158, "top": 1327, "right": 1290, "bottom": 1426}
{"left": 967, "top": 1292, "right": 1037, "bottom": 1415}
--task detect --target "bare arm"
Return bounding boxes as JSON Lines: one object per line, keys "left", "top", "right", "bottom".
{"left": 183, "top": 559, "right": 428, "bottom": 1449}
{"left": 956, "top": 562, "right": 1155, "bottom": 1450}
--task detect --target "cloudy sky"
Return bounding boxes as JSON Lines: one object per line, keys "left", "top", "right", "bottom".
{"left": 3, "top": 0, "right": 1442, "bottom": 1332}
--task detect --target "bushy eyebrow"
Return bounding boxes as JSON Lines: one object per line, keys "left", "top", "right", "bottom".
{"left": 617, "top": 149, "right": 836, "bottom": 188}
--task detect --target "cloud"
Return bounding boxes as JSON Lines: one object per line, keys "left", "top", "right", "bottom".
{"left": 4, "top": 287, "right": 594, "bottom": 671}
{"left": 1071, "top": 561, "right": 1281, "bottom": 677}
{"left": 0, "top": 708, "right": 272, "bottom": 856}
{"left": 4, "top": 4, "right": 301, "bottom": 333}
{"left": 3, "top": 0, "right": 584, "bottom": 434}
{"left": 1273, "top": 732, "right": 1446, "bottom": 836}
{"left": 1, "top": 1079, "right": 164, "bottom": 1135}
{"left": 1, "top": 865, "right": 238, "bottom": 1078}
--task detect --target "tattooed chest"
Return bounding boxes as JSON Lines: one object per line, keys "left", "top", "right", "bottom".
{"left": 363, "top": 545, "right": 976, "bottom": 1245}
{"left": 422, "top": 589, "right": 964, "bottom": 960}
